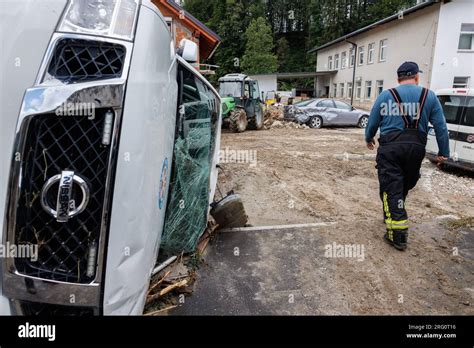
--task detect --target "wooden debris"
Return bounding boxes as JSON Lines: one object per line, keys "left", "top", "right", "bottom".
{"left": 263, "top": 105, "right": 283, "bottom": 127}
{"left": 197, "top": 219, "right": 219, "bottom": 254}
{"left": 144, "top": 305, "right": 178, "bottom": 316}
{"left": 146, "top": 279, "right": 188, "bottom": 304}
{"left": 144, "top": 220, "right": 217, "bottom": 314}
{"left": 147, "top": 270, "right": 171, "bottom": 295}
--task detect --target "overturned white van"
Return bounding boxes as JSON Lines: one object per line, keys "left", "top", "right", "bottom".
{"left": 426, "top": 88, "right": 474, "bottom": 171}
{"left": 0, "top": 0, "right": 221, "bottom": 315}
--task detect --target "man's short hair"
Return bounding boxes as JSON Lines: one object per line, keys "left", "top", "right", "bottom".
{"left": 398, "top": 74, "right": 417, "bottom": 82}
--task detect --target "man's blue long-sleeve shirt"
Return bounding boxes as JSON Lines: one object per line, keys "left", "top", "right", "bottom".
{"left": 365, "top": 84, "right": 450, "bottom": 157}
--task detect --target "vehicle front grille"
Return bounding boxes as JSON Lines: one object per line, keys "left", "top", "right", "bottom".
{"left": 19, "top": 301, "right": 95, "bottom": 316}
{"left": 47, "top": 38, "right": 126, "bottom": 83}
{"left": 14, "top": 111, "right": 113, "bottom": 283}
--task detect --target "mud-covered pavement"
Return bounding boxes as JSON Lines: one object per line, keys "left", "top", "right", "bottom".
{"left": 198, "top": 127, "right": 474, "bottom": 315}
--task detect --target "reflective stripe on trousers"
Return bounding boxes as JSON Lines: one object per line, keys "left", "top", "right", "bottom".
{"left": 383, "top": 192, "right": 408, "bottom": 241}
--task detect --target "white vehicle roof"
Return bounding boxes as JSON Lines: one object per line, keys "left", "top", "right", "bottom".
{"left": 435, "top": 88, "right": 474, "bottom": 97}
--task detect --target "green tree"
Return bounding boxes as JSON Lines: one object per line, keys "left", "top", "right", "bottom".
{"left": 276, "top": 37, "right": 289, "bottom": 71}
{"left": 241, "top": 17, "right": 278, "bottom": 75}
{"left": 183, "top": 0, "right": 214, "bottom": 23}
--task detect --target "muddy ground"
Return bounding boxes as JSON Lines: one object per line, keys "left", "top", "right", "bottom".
{"left": 213, "top": 126, "right": 474, "bottom": 315}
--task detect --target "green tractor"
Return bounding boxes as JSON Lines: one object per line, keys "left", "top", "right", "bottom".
{"left": 218, "top": 74, "right": 264, "bottom": 132}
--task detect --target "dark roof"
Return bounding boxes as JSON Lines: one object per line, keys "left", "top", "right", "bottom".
{"left": 166, "top": 0, "right": 221, "bottom": 41}
{"left": 308, "top": 0, "right": 439, "bottom": 53}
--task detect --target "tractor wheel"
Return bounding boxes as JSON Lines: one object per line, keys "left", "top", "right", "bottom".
{"left": 248, "top": 108, "right": 264, "bottom": 130}
{"left": 229, "top": 108, "right": 248, "bottom": 133}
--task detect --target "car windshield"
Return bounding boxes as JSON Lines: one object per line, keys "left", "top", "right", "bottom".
{"left": 294, "top": 99, "right": 316, "bottom": 107}
{"left": 219, "top": 82, "right": 242, "bottom": 97}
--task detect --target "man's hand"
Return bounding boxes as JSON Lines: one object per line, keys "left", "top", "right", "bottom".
{"left": 366, "top": 139, "right": 376, "bottom": 150}
{"left": 436, "top": 155, "right": 448, "bottom": 167}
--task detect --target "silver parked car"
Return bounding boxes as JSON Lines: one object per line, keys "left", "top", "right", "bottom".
{"left": 284, "top": 98, "right": 370, "bottom": 129}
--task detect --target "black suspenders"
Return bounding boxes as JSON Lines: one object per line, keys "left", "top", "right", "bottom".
{"left": 388, "top": 87, "right": 429, "bottom": 129}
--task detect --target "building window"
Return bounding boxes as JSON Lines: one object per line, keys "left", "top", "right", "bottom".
{"left": 379, "top": 39, "right": 387, "bottom": 61}
{"left": 453, "top": 76, "right": 470, "bottom": 88}
{"left": 365, "top": 81, "right": 372, "bottom": 100}
{"left": 368, "top": 43, "right": 375, "bottom": 64}
{"left": 347, "top": 82, "right": 353, "bottom": 100}
{"left": 350, "top": 48, "right": 355, "bottom": 67}
{"left": 328, "top": 56, "right": 333, "bottom": 70}
{"left": 356, "top": 80, "right": 362, "bottom": 99}
{"left": 341, "top": 51, "right": 347, "bottom": 69}
{"left": 165, "top": 17, "right": 175, "bottom": 39}
{"left": 458, "top": 23, "right": 474, "bottom": 50}
{"left": 334, "top": 54, "right": 339, "bottom": 69}
{"left": 340, "top": 83, "right": 345, "bottom": 98}
{"left": 358, "top": 46, "right": 365, "bottom": 65}
{"left": 376, "top": 80, "right": 384, "bottom": 96}
{"left": 333, "top": 83, "right": 337, "bottom": 97}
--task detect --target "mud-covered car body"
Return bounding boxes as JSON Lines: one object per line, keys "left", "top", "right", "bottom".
{"left": 284, "top": 98, "right": 369, "bottom": 128}
{"left": 0, "top": 0, "right": 221, "bottom": 315}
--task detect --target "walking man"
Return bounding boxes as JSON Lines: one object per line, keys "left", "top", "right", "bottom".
{"left": 365, "top": 61, "right": 450, "bottom": 251}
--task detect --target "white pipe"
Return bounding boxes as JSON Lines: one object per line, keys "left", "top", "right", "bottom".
{"left": 152, "top": 256, "right": 177, "bottom": 276}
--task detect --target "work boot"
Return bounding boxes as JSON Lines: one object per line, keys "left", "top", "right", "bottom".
{"left": 384, "top": 229, "right": 408, "bottom": 251}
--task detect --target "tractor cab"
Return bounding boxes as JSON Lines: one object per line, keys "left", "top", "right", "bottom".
{"left": 218, "top": 74, "right": 264, "bottom": 132}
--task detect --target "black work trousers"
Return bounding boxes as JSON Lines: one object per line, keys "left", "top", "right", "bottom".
{"left": 376, "top": 130, "right": 426, "bottom": 233}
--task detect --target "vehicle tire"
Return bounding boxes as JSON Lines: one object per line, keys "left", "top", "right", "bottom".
{"left": 229, "top": 109, "right": 248, "bottom": 133}
{"left": 308, "top": 116, "right": 323, "bottom": 129}
{"left": 211, "top": 194, "right": 248, "bottom": 228}
{"left": 221, "top": 117, "right": 230, "bottom": 129}
{"left": 358, "top": 115, "right": 369, "bottom": 128}
{"left": 248, "top": 108, "right": 264, "bottom": 130}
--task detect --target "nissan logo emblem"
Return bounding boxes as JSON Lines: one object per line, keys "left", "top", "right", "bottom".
{"left": 40, "top": 170, "right": 90, "bottom": 223}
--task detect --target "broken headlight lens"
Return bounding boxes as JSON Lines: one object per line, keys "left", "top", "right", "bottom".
{"left": 58, "top": 0, "right": 139, "bottom": 41}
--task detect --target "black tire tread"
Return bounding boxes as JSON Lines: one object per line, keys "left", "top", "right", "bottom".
{"left": 229, "top": 109, "right": 247, "bottom": 133}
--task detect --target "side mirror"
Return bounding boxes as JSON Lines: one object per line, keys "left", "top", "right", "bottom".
{"left": 178, "top": 39, "right": 198, "bottom": 63}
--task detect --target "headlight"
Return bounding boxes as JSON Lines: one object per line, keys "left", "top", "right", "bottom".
{"left": 58, "top": 0, "right": 139, "bottom": 41}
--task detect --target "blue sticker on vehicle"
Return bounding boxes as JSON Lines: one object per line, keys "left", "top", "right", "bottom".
{"left": 158, "top": 157, "right": 169, "bottom": 210}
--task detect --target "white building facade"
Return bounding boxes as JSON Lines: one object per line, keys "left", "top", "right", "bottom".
{"left": 431, "top": 0, "right": 474, "bottom": 90}
{"left": 311, "top": 0, "right": 474, "bottom": 110}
